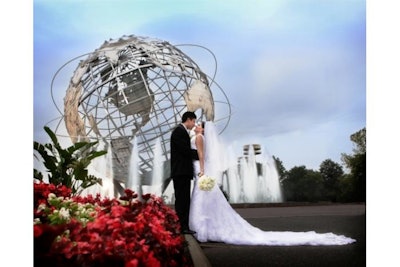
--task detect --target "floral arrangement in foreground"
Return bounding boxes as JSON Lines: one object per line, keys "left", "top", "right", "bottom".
{"left": 34, "top": 181, "right": 192, "bottom": 267}
{"left": 198, "top": 175, "right": 216, "bottom": 191}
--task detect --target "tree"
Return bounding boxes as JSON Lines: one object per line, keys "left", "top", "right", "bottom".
{"left": 341, "top": 127, "right": 366, "bottom": 202}
{"left": 319, "top": 159, "right": 344, "bottom": 202}
{"left": 34, "top": 126, "right": 107, "bottom": 195}
{"left": 273, "top": 156, "right": 287, "bottom": 183}
{"left": 337, "top": 174, "right": 355, "bottom": 202}
{"left": 282, "top": 166, "right": 323, "bottom": 202}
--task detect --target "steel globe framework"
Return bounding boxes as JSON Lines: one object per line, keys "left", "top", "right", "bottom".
{"left": 53, "top": 35, "right": 231, "bottom": 195}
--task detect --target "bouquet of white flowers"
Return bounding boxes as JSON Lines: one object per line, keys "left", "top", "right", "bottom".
{"left": 198, "top": 175, "right": 216, "bottom": 191}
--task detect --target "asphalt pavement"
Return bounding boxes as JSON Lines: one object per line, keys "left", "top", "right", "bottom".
{"left": 186, "top": 203, "right": 366, "bottom": 267}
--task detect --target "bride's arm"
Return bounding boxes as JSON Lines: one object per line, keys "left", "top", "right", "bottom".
{"left": 196, "top": 134, "right": 205, "bottom": 176}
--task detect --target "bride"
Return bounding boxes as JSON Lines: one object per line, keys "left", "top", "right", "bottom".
{"left": 188, "top": 121, "right": 356, "bottom": 246}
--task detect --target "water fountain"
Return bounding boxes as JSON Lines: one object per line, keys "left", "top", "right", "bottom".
{"left": 86, "top": 138, "right": 282, "bottom": 204}
{"left": 85, "top": 140, "right": 114, "bottom": 198}
{"left": 150, "top": 138, "right": 163, "bottom": 196}
{"left": 83, "top": 122, "right": 282, "bottom": 203}
{"left": 127, "top": 136, "right": 141, "bottom": 196}
{"left": 218, "top": 143, "right": 283, "bottom": 204}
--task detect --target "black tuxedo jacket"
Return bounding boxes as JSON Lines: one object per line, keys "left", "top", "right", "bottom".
{"left": 170, "top": 124, "right": 199, "bottom": 178}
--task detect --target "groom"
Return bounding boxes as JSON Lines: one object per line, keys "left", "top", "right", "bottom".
{"left": 170, "top": 111, "right": 198, "bottom": 235}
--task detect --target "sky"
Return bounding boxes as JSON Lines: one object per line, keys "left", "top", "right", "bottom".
{"left": 32, "top": 0, "right": 366, "bottom": 172}
{"left": 2, "top": 1, "right": 400, "bottom": 264}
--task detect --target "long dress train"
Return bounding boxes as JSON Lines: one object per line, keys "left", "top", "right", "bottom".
{"left": 188, "top": 122, "right": 355, "bottom": 246}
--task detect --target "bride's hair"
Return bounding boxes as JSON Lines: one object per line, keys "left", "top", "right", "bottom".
{"left": 196, "top": 121, "right": 205, "bottom": 130}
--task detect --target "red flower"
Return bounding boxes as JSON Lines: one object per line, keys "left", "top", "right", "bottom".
{"left": 34, "top": 224, "right": 43, "bottom": 237}
{"left": 125, "top": 258, "right": 139, "bottom": 267}
{"left": 34, "top": 184, "right": 191, "bottom": 266}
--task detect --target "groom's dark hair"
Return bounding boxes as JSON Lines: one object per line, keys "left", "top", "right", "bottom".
{"left": 182, "top": 111, "right": 196, "bottom": 122}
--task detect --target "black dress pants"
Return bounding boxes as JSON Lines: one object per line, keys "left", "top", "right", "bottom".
{"left": 172, "top": 176, "right": 191, "bottom": 230}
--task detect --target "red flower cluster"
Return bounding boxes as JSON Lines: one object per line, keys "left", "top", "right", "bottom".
{"left": 34, "top": 182, "right": 71, "bottom": 208}
{"left": 34, "top": 182, "right": 192, "bottom": 267}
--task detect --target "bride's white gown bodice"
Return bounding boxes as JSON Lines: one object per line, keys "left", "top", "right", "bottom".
{"left": 189, "top": 133, "right": 355, "bottom": 246}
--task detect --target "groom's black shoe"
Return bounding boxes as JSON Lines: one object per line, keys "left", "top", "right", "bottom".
{"left": 182, "top": 229, "right": 196, "bottom": 235}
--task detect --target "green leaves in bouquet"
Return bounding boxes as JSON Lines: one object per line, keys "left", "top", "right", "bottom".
{"left": 34, "top": 126, "right": 107, "bottom": 195}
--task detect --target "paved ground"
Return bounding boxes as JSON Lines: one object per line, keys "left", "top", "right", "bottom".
{"left": 190, "top": 203, "right": 366, "bottom": 267}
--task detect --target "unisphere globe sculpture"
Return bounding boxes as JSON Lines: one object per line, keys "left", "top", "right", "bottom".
{"left": 52, "top": 34, "right": 231, "bottom": 196}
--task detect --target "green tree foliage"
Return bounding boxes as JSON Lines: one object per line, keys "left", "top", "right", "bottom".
{"left": 34, "top": 126, "right": 107, "bottom": 195}
{"left": 341, "top": 127, "right": 366, "bottom": 202}
{"left": 337, "top": 174, "right": 355, "bottom": 202}
{"left": 282, "top": 166, "right": 323, "bottom": 202}
{"left": 319, "top": 159, "right": 344, "bottom": 202}
{"left": 277, "top": 128, "right": 366, "bottom": 203}
{"left": 273, "top": 156, "right": 287, "bottom": 183}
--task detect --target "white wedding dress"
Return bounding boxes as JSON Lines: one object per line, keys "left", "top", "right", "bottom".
{"left": 188, "top": 122, "right": 356, "bottom": 246}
